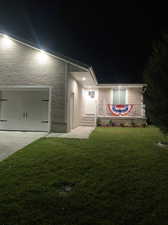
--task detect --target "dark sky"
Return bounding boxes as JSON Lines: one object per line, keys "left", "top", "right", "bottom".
{"left": 0, "top": 1, "right": 168, "bottom": 83}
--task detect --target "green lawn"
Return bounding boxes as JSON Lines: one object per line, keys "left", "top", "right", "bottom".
{"left": 0, "top": 127, "right": 168, "bottom": 225}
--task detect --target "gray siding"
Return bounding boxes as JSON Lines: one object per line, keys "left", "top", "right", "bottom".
{"left": 0, "top": 35, "right": 67, "bottom": 132}
{"left": 127, "top": 88, "right": 142, "bottom": 104}
{"left": 98, "top": 88, "right": 112, "bottom": 104}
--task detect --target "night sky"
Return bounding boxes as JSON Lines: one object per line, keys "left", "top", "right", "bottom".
{"left": 0, "top": 1, "right": 168, "bottom": 83}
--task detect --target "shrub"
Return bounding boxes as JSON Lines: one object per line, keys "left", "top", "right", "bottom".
{"left": 131, "top": 120, "right": 136, "bottom": 127}
{"left": 120, "top": 123, "right": 124, "bottom": 127}
{"left": 142, "top": 123, "right": 147, "bottom": 128}
{"left": 96, "top": 118, "right": 101, "bottom": 127}
{"left": 109, "top": 120, "right": 113, "bottom": 126}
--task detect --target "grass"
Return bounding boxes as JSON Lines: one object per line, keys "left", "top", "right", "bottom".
{"left": 0, "top": 127, "right": 168, "bottom": 225}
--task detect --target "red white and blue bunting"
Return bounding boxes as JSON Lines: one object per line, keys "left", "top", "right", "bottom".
{"left": 107, "top": 104, "right": 133, "bottom": 116}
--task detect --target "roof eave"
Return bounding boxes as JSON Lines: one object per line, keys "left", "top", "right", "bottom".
{"left": 96, "top": 83, "right": 147, "bottom": 88}
{"left": 0, "top": 32, "right": 92, "bottom": 73}
{"left": 88, "top": 67, "right": 98, "bottom": 85}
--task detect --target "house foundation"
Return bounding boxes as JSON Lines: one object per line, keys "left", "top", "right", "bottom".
{"left": 98, "top": 117, "right": 147, "bottom": 127}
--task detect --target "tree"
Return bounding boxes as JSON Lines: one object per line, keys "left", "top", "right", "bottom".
{"left": 144, "top": 33, "right": 168, "bottom": 134}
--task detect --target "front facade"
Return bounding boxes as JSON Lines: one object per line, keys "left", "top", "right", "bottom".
{"left": 0, "top": 33, "right": 146, "bottom": 133}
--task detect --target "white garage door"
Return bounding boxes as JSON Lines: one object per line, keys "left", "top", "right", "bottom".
{"left": 0, "top": 90, "right": 49, "bottom": 131}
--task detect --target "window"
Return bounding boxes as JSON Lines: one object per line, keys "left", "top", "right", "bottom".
{"left": 113, "top": 88, "right": 126, "bottom": 104}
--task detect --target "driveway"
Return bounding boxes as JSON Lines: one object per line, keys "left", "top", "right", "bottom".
{"left": 0, "top": 131, "right": 47, "bottom": 161}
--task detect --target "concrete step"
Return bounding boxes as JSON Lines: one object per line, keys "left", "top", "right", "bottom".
{"left": 80, "top": 116, "right": 97, "bottom": 127}
{"left": 81, "top": 115, "right": 96, "bottom": 119}
{"left": 80, "top": 120, "right": 96, "bottom": 127}
{"left": 82, "top": 118, "right": 96, "bottom": 122}
{"left": 80, "top": 121, "right": 96, "bottom": 125}
{"left": 80, "top": 123, "right": 96, "bottom": 127}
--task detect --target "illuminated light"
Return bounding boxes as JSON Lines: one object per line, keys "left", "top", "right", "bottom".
{"left": 1, "top": 34, "right": 13, "bottom": 49}
{"left": 3, "top": 34, "right": 9, "bottom": 38}
{"left": 40, "top": 49, "right": 45, "bottom": 54}
{"left": 82, "top": 77, "right": 86, "bottom": 81}
{"left": 36, "top": 50, "right": 48, "bottom": 64}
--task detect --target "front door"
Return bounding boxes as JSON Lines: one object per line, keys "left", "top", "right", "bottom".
{"left": 0, "top": 90, "right": 49, "bottom": 131}
{"left": 84, "top": 90, "right": 96, "bottom": 115}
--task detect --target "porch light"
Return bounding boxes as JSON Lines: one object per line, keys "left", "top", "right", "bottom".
{"left": 82, "top": 77, "right": 86, "bottom": 81}
{"left": 1, "top": 34, "right": 13, "bottom": 49}
{"left": 36, "top": 50, "right": 48, "bottom": 64}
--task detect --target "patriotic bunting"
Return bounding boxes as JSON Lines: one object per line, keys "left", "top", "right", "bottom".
{"left": 107, "top": 104, "right": 133, "bottom": 116}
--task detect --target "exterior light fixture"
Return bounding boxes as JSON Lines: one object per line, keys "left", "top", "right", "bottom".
{"left": 37, "top": 49, "right": 48, "bottom": 64}
{"left": 3, "top": 34, "right": 9, "bottom": 38}
{"left": 40, "top": 49, "right": 45, "bottom": 54}
{"left": 1, "top": 34, "right": 13, "bottom": 49}
{"left": 82, "top": 77, "right": 86, "bottom": 81}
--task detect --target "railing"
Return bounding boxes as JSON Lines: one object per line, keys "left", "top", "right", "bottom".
{"left": 97, "top": 104, "right": 145, "bottom": 118}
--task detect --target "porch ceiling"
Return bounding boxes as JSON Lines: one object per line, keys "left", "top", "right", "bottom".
{"left": 71, "top": 72, "right": 96, "bottom": 87}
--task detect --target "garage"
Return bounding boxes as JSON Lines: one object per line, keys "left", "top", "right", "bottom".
{"left": 0, "top": 88, "right": 50, "bottom": 131}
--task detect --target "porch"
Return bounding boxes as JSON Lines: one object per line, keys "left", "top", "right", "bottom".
{"left": 80, "top": 104, "right": 146, "bottom": 127}
{"left": 80, "top": 85, "right": 146, "bottom": 127}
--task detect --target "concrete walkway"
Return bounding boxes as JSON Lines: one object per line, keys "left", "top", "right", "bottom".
{"left": 0, "top": 131, "right": 47, "bottom": 161}
{"left": 47, "top": 126, "right": 95, "bottom": 139}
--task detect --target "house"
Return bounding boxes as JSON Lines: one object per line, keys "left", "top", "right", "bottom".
{"left": 0, "top": 33, "right": 146, "bottom": 132}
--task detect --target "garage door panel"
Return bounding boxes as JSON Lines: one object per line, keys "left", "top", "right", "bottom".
{"left": 22, "top": 91, "right": 49, "bottom": 131}
{"left": 0, "top": 90, "right": 49, "bottom": 131}
{"left": 0, "top": 92, "right": 24, "bottom": 130}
